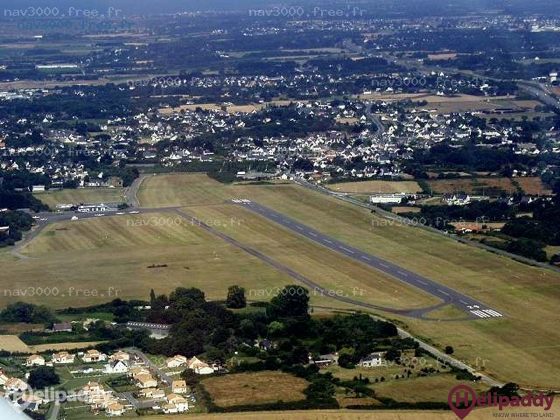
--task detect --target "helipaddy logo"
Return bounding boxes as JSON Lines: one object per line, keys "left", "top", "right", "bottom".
{"left": 448, "top": 384, "right": 555, "bottom": 419}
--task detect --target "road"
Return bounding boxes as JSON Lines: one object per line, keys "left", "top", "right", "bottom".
{"left": 234, "top": 199, "right": 503, "bottom": 320}
{"left": 126, "top": 348, "right": 173, "bottom": 386}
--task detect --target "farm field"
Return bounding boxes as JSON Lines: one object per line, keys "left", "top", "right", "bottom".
{"left": 0, "top": 335, "right": 32, "bottom": 352}
{"left": 34, "top": 187, "right": 125, "bottom": 207}
{"left": 326, "top": 180, "right": 422, "bottom": 194}
{"left": 426, "top": 176, "right": 551, "bottom": 195}
{"left": 136, "top": 173, "right": 560, "bottom": 388}
{"left": 515, "top": 177, "right": 553, "bottom": 195}
{"left": 426, "top": 177, "right": 517, "bottom": 195}
{"left": 201, "top": 371, "right": 309, "bottom": 408}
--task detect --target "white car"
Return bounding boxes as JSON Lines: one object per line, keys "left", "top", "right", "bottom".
{"left": 71, "top": 216, "right": 79, "bottom": 221}
{"left": 129, "top": 211, "right": 140, "bottom": 214}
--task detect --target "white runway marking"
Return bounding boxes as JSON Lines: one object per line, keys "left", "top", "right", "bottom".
{"left": 361, "top": 256, "right": 371, "bottom": 261}
{"left": 483, "top": 309, "right": 503, "bottom": 317}
{"left": 340, "top": 246, "right": 354, "bottom": 254}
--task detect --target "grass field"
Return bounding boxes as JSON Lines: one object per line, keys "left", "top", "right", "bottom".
{"left": 372, "top": 374, "right": 487, "bottom": 403}
{"left": 0, "top": 212, "right": 295, "bottom": 308}
{"left": 135, "top": 174, "right": 560, "bottom": 388}
{"left": 327, "top": 180, "right": 422, "bottom": 194}
{"left": 201, "top": 371, "right": 308, "bottom": 407}
{"left": 34, "top": 187, "right": 125, "bottom": 207}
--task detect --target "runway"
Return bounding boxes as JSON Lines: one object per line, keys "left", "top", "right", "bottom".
{"left": 234, "top": 199, "right": 504, "bottom": 320}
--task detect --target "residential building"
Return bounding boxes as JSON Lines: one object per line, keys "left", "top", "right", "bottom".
{"left": 166, "top": 355, "right": 188, "bottom": 368}
{"left": 135, "top": 373, "right": 157, "bottom": 389}
{"left": 358, "top": 351, "right": 386, "bottom": 367}
{"left": 172, "top": 380, "right": 188, "bottom": 394}
{"left": 51, "top": 351, "right": 75, "bottom": 364}
{"left": 25, "top": 355, "right": 46, "bottom": 367}
{"left": 82, "top": 349, "right": 107, "bottom": 363}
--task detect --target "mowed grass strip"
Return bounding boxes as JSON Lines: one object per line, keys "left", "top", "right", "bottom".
{"left": 201, "top": 371, "right": 308, "bottom": 407}
{"left": 187, "top": 204, "right": 439, "bottom": 310}
{"left": 138, "top": 173, "right": 233, "bottom": 207}
{"left": 20, "top": 214, "right": 202, "bottom": 254}
{"left": 34, "top": 187, "right": 125, "bottom": 208}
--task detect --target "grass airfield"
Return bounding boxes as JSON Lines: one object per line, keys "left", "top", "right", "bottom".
{"left": 2, "top": 173, "right": 560, "bottom": 388}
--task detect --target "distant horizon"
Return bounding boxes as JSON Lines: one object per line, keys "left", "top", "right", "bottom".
{"left": 0, "top": 0, "right": 558, "bottom": 17}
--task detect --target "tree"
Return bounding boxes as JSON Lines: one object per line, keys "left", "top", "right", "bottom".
{"left": 267, "top": 321, "right": 285, "bottom": 337}
{"left": 0, "top": 302, "right": 56, "bottom": 325}
{"left": 226, "top": 285, "right": 246, "bottom": 309}
{"left": 268, "top": 285, "right": 309, "bottom": 320}
{"left": 385, "top": 348, "right": 401, "bottom": 362}
{"left": 338, "top": 353, "right": 355, "bottom": 369}
{"left": 180, "top": 368, "right": 199, "bottom": 387}
{"left": 304, "top": 377, "right": 336, "bottom": 403}
{"left": 149, "top": 289, "right": 156, "bottom": 305}
{"left": 445, "top": 346, "right": 454, "bottom": 355}
{"left": 28, "top": 367, "right": 60, "bottom": 389}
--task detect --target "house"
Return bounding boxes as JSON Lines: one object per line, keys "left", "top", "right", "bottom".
{"left": 51, "top": 322, "right": 72, "bottom": 333}
{"left": 166, "top": 354, "right": 188, "bottom": 368}
{"left": 110, "top": 351, "right": 130, "bottom": 362}
{"left": 172, "top": 380, "right": 188, "bottom": 394}
{"left": 25, "top": 355, "right": 46, "bottom": 367}
{"left": 370, "top": 193, "right": 407, "bottom": 204}
{"left": 310, "top": 353, "right": 338, "bottom": 367}
{"left": 129, "top": 366, "right": 151, "bottom": 378}
{"left": 52, "top": 351, "right": 75, "bottom": 364}
{"left": 442, "top": 193, "right": 471, "bottom": 206}
{"left": 135, "top": 373, "right": 157, "bottom": 389}
{"left": 138, "top": 387, "right": 165, "bottom": 399}
{"left": 5, "top": 377, "right": 29, "bottom": 393}
{"left": 163, "top": 393, "right": 189, "bottom": 413}
{"left": 107, "top": 402, "right": 125, "bottom": 416}
{"left": 82, "top": 349, "right": 107, "bottom": 363}
{"left": 104, "top": 359, "right": 129, "bottom": 374}
{"left": 187, "top": 356, "right": 214, "bottom": 375}
{"left": 358, "top": 351, "right": 386, "bottom": 368}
